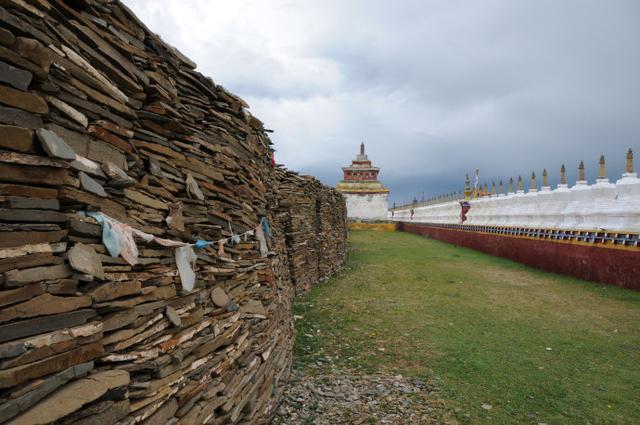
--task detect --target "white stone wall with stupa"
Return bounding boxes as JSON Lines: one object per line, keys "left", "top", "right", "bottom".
{"left": 336, "top": 143, "right": 390, "bottom": 221}
{"left": 390, "top": 149, "right": 640, "bottom": 233}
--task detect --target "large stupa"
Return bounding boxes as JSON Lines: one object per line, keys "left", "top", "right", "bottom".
{"left": 336, "top": 143, "right": 389, "bottom": 220}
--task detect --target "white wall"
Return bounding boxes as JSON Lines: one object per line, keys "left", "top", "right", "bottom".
{"left": 390, "top": 172, "right": 640, "bottom": 232}
{"left": 345, "top": 193, "right": 389, "bottom": 220}
{"left": 390, "top": 200, "right": 462, "bottom": 224}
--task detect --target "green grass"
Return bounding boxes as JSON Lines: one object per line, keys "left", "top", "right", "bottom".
{"left": 293, "top": 230, "right": 640, "bottom": 424}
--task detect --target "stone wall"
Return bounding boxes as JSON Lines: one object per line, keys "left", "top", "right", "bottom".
{"left": 276, "top": 170, "right": 348, "bottom": 294}
{"left": 0, "top": 1, "right": 346, "bottom": 424}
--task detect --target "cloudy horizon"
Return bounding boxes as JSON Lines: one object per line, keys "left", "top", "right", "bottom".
{"left": 128, "top": 0, "right": 640, "bottom": 204}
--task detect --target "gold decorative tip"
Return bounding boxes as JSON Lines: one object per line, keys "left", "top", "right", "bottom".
{"left": 517, "top": 175, "right": 523, "bottom": 191}
{"left": 627, "top": 148, "right": 634, "bottom": 174}
{"left": 560, "top": 164, "right": 567, "bottom": 185}
{"left": 491, "top": 181, "right": 496, "bottom": 195}
{"left": 578, "top": 160, "right": 585, "bottom": 181}
{"left": 464, "top": 174, "right": 472, "bottom": 200}
{"left": 509, "top": 177, "right": 514, "bottom": 193}
{"left": 530, "top": 172, "right": 537, "bottom": 191}
{"left": 599, "top": 154, "right": 606, "bottom": 179}
{"left": 542, "top": 169, "right": 549, "bottom": 187}
{"left": 499, "top": 179, "right": 504, "bottom": 194}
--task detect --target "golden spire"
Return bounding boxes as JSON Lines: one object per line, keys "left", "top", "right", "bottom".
{"left": 530, "top": 172, "right": 537, "bottom": 191}
{"left": 508, "top": 177, "right": 514, "bottom": 193}
{"left": 491, "top": 180, "right": 496, "bottom": 196}
{"left": 517, "top": 175, "right": 523, "bottom": 191}
{"left": 598, "top": 155, "right": 606, "bottom": 179}
{"left": 474, "top": 169, "right": 480, "bottom": 198}
{"left": 483, "top": 183, "right": 488, "bottom": 197}
{"left": 542, "top": 169, "right": 549, "bottom": 187}
{"left": 560, "top": 164, "right": 567, "bottom": 185}
{"left": 626, "top": 148, "right": 634, "bottom": 174}
{"left": 464, "top": 174, "right": 472, "bottom": 200}
{"left": 499, "top": 179, "right": 504, "bottom": 194}
{"left": 578, "top": 160, "right": 585, "bottom": 181}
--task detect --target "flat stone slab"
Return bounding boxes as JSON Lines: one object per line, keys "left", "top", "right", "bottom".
{"left": 0, "top": 309, "right": 96, "bottom": 343}
{"left": 0, "top": 342, "right": 103, "bottom": 390}
{"left": 124, "top": 189, "right": 167, "bottom": 210}
{"left": 0, "top": 125, "right": 33, "bottom": 152}
{"left": 210, "top": 287, "right": 230, "bottom": 307}
{"left": 0, "top": 361, "right": 93, "bottom": 423}
{"left": 0, "top": 208, "right": 66, "bottom": 223}
{"left": 88, "top": 280, "right": 141, "bottom": 303}
{"left": 4, "top": 263, "right": 72, "bottom": 286}
{"left": 165, "top": 305, "right": 181, "bottom": 327}
{"left": 70, "top": 155, "right": 107, "bottom": 179}
{"left": 0, "top": 28, "right": 15, "bottom": 46}
{"left": 68, "top": 243, "right": 104, "bottom": 279}
{"left": 0, "top": 85, "right": 48, "bottom": 114}
{"left": 0, "top": 293, "right": 91, "bottom": 323}
{"left": 239, "top": 299, "right": 266, "bottom": 316}
{"left": 2, "top": 196, "right": 59, "bottom": 210}
{"left": 102, "top": 161, "right": 135, "bottom": 187}
{"left": 36, "top": 128, "right": 75, "bottom": 160}
{"left": 6, "top": 369, "right": 129, "bottom": 424}
{"left": 0, "top": 105, "right": 42, "bottom": 129}
{"left": 0, "top": 60, "right": 32, "bottom": 91}
{"left": 79, "top": 172, "right": 107, "bottom": 197}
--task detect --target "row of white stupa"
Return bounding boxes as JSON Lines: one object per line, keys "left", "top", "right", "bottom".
{"left": 390, "top": 151, "right": 640, "bottom": 233}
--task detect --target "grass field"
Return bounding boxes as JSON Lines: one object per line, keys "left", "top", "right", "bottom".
{"left": 293, "top": 230, "right": 640, "bottom": 424}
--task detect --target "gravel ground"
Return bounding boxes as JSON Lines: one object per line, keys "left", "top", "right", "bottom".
{"left": 272, "top": 358, "right": 453, "bottom": 424}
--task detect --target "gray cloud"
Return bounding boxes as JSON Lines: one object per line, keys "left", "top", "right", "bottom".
{"left": 128, "top": 0, "right": 640, "bottom": 204}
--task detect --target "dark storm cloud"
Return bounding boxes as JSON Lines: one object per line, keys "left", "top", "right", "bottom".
{"left": 129, "top": 0, "right": 640, "bottom": 204}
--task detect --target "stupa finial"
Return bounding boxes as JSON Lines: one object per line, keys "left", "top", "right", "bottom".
{"left": 360, "top": 142, "right": 365, "bottom": 156}
{"left": 464, "top": 174, "right": 471, "bottom": 200}
{"left": 530, "top": 172, "right": 537, "bottom": 191}
{"left": 626, "top": 148, "right": 634, "bottom": 174}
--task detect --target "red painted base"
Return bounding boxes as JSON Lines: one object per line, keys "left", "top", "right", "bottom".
{"left": 396, "top": 222, "right": 640, "bottom": 290}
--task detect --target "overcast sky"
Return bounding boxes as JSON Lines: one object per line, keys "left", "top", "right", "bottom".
{"left": 128, "top": 0, "right": 640, "bottom": 204}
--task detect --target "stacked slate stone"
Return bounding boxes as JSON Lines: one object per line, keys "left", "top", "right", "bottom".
{"left": 274, "top": 169, "right": 348, "bottom": 295}
{"left": 316, "top": 188, "right": 348, "bottom": 280}
{"left": 0, "top": 1, "right": 347, "bottom": 424}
